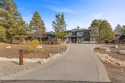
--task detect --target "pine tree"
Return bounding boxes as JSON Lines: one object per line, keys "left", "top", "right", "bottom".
{"left": 30, "top": 11, "right": 46, "bottom": 43}
{"left": 14, "top": 18, "right": 30, "bottom": 43}
{"left": 121, "top": 25, "right": 125, "bottom": 35}
{"left": 52, "top": 13, "right": 67, "bottom": 44}
{"left": 90, "top": 19, "right": 114, "bottom": 43}
{"left": 0, "top": 26, "right": 7, "bottom": 41}
{"left": 114, "top": 24, "right": 122, "bottom": 34}
{"left": 90, "top": 19, "right": 102, "bottom": 41}
{"left": 0, "top": 0, "right": 28, "bottom": 43}
{"left": 99, "top": 20, "right": 114, "bottom": 43}
{"left": 6, "top": 0, "right": 21, "bottom": 20}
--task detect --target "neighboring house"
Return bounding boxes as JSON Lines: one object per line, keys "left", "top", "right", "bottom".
{"left": 64, "top": 27, "right": 96, "bottom": 43}
{"left": 115, "top": 33, "right": 125, "bottom": 44}
{"left": 42, "top": 32, "right": 57, "bottom": 44}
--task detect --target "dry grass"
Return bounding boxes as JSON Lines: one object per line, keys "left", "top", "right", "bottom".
{"left": 0, "top": 43, "right": 67, "bottom": 59}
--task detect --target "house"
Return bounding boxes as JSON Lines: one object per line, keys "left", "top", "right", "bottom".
{"left": 42, "top": 32, "right": 57, "bottom": 44}
{"left": 115, "top": 33, "right": 125, "bottom": 44}
{"left": 64, "top": 27, "right": 96, "bottom": 43}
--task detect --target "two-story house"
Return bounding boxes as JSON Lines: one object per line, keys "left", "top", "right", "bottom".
{"left": 64, "top": 27, "right": 96, "bottom": 43}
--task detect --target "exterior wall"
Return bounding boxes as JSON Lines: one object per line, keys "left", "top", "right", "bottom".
{"left": 65, "top": 29, "right": 97, "bottom": 43}
{"left": 77, "top": 32, "right": 83, "bottom": 37}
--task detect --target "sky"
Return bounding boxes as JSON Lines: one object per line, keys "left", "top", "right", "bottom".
{"left": 15, "top": 0, "right": 125, "bottom": 31}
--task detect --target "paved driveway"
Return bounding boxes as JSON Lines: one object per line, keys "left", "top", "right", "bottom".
{"left": 11, "top": 44, "right": 109, "bottom": 82}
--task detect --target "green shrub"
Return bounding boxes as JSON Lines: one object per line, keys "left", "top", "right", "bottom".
{"left": 27, "top": 39, "right": 44, "bottom": 54}
{"left": 31, "top": 39, "right": 40, "bottom": 48}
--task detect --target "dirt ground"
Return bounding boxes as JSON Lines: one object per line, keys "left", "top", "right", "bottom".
{"left": 94, "top": 44, "right": 125, "bottom": 83}
{"left": 0, "top": 43, "right": 67, "bottom": 59}
{"left": 0, "top": 43, "right": 67, "bottom": 78}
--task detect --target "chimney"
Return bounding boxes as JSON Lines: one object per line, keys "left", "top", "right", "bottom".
{"left": 77, "top": 26, "right": 79, "bottom": 29}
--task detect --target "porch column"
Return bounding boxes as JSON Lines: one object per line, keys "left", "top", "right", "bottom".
{"left": 77, "top": 37, "right": 78, "bottom": 43}
{"left": 69, "top": 37, "right": 72, "bottom": 43}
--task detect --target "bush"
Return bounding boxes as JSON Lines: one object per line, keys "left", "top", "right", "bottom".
{"left": 31, "top": 39, "right": 40, "bottom": 48}
{"left": 27, "top": 39, "right": 44, "bottom": 54}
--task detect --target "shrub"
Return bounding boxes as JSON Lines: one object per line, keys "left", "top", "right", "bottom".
{"left": 27, "top": 39, "right": 44, "bottom": 54}
{"left": 31, "top": 39, "right": 40, "bottom": 48}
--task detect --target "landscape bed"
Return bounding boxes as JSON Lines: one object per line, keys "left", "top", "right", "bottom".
{"left": 0, "top": 43, "right": 67, "bottom": 78}
{"left": 0, "top": 43, "right": 67, "bottom": 59}
{"left": 94, "top": 45, "right": 125, "bottom": 82}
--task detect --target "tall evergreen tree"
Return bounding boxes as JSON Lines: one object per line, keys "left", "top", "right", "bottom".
{"left": 0, "top": 0, "right": 29, "bottom": 43}
{"left": 52, "top": 13, "right": 67, "bottom": 43}
{"left": 0, "top": 26, "right": 7, "bottom": 41}
{"left": 114, "top": 24, "right": 122, "bottom": 34}
{"left": 90, "top": 19, "right": 114, "bottom": 43}
{"left": 6, "top": 0, "right": 21, "bottom": 20}
{"left": 121, "top": 25, "right": 125, "bottom": 35}
{"left": 99, "top": 20, "right": 114, "bottom": 42}
{"left": 14, "top": 18, "right": 30, "bottom": 43}
{"left": 90, "top": 19, "right": 102, "bottom": 41}
{"left": 29, "top": 11, "right": 46, "bottom": 43}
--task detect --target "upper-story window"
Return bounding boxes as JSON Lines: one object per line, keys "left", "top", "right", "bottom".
{"left": 72, "top": 32, "right": 77, "bottom": 36}
{"left": 77, "top": 32, "right": 83, "bottom": 36}
{"left": 69, "top": 32, "right": 72, "bottom": 35}
{"left": 84, "top": 32, "right": 90, "bottom": 37}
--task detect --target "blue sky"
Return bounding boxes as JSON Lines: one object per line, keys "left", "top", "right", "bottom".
{"left": 15, "top": 0, "right": 125, "bottom": 31}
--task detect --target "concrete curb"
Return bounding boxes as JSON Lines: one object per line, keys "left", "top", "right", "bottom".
{"left": 0, "top": 45, "right": 69, "bottom": 80}
{"left": 91, "top": 48, "right": 111, "bottom": 82}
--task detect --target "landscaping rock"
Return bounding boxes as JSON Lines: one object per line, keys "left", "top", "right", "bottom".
{"left": 119, "top": 50, "right": 125, "bottom": 55}
{"left": 96, "top": 52, "right": 125, "bottom": 67}
{"left": 98, "top": 47, "right": 111, "bottom": 52}
{"left": 36, "top": 46, "right": 43, "bottom": 48}
{"left": 114, "top": 45, "right": 118, "bottom": 48}
{"left": 6, "top": 46, "right": 11, "bottom": 48}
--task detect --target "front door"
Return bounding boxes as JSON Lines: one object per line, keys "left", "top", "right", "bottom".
{"left": 71, "top": 37, "right": 77, "bottom": 43}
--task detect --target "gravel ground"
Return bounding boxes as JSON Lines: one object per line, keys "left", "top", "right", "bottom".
{"left": 0, "top": 61, "right": 40, "bottom": 78}
{"left": 95, "top": 45, "right": 125, "bottom": 83}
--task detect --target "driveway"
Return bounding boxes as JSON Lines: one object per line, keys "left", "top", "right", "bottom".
{"left": 8, "top": 44, "right": 110, "bottom": 82}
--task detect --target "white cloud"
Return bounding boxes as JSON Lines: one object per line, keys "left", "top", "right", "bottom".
{"left": 93, "top": 12, "right": 104, "bottom": 19}
{"left": 43, "top": 5, "right": 77, "bottom": 14}
{"left": 42, "top": 0, "right": 60, "bottom": 5}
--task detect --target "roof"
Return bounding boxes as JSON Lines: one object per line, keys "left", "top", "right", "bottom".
{"left": 67, "top": 28, "right": 91, "bottom": 32}
{"left": 46, "top": 31, "right": 55, "bottom": 35}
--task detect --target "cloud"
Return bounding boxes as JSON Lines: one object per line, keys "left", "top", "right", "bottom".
{"left": 42, "top": 0, "right": 60, "bottom": 5}
{"left": 43, "top": 5, "right": 77, "bottom": 14}
{"left": 93, "top": 12, "right": 104, "bottom": 19}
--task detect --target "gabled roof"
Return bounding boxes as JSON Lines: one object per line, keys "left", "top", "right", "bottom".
{"left": 67, "top": 28, "right": 90, "bottom": 32}
{"left": 46, "top": 31, "right": 55, "bottom": 35}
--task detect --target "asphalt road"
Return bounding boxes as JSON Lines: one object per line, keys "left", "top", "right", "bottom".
{"left": 10, "top": 44, "right": 109, "bottom": 82}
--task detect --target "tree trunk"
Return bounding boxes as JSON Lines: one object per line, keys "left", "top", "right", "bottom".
{"left": 40, "top": 38, "right": 42, "bottom": 44}
{"left": 9, "top": 37, "right": 14, "bottom": 43}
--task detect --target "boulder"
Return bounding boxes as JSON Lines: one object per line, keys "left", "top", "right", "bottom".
{"left": 98, "top": 47, "right": 111, "bottom": 52}
{"left": 114, "top": 45, "right": 118, "bottom": 48}
{"left": 119, "top": 50, "right": 125, "bottom": 55}
{"left": 36, "top": 46, "right": 43, "bottom": 48}
{"left": 6, "top": 46, "right": 11, "bottom": 48}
